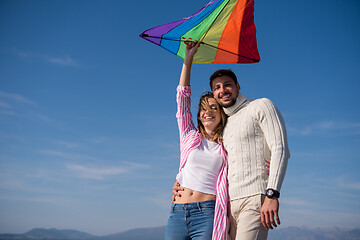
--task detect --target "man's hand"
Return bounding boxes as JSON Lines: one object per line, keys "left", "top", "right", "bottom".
{"left": 171, "top": 181, "right": 184, "bottom": 203}
{"left": 261, "top": 197, "right": 280, "bottom": 229}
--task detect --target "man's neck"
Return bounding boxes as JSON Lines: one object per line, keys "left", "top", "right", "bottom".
{"left": 223, "top": 92, "right": 247, "bottom": 116}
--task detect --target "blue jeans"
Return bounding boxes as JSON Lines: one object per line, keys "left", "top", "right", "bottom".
{"left": 165, "top": 200, "right": 215, "bottom": 240}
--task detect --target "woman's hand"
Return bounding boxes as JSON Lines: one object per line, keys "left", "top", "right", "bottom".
{"left": 184, "top": 40, "right": 201, "bottom": 64}
{"left": 265, "top": 159, "right": 271, "bottom": 175}
{"left": 171, "top": 181, "right": 184, "bottom": 203}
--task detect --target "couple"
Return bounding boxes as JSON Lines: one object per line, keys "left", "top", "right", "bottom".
{"left": 165, "top": 41, "right": 290, "bottom": 240}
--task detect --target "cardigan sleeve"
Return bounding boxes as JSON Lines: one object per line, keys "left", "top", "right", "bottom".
{"left": 176, "top": 86, "right": 197, "bottom": 146}
{"left": 256, "top": 98, "right": 290, "bottom": 192}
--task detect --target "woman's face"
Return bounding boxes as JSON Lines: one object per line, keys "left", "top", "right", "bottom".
{"left": 199, "top": 98, "right": 221, "bottom": 131}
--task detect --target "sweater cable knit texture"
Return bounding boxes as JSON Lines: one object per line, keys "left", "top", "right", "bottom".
{"left": 223, "top": 93, "right": 290, "bottom": 201}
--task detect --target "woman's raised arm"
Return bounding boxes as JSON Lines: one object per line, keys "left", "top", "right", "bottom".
{"left": 179, "top": 41, "right": 201, "bottom": 86}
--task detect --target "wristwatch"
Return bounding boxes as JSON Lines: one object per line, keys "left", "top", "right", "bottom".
{"left": 266, "top": 189, "right": 280, "bottom": 199}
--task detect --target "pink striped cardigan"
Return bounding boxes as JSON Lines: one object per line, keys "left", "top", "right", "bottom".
{"left": 176, "top": 86, "right": 230, "bottom": 240}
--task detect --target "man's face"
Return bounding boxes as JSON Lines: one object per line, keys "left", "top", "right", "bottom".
{"left": 211, "top": 76, "right": 240, "bottom": 108}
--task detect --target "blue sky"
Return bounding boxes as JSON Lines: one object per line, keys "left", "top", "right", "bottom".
{"left": 0, "top": 0, "right": 359, "bottom": 236}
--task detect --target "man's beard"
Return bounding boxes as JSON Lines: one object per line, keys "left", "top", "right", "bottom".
{"left": 220, "top": 98, "right": 237, "bottom": 108}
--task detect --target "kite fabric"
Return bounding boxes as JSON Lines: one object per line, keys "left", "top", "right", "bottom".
{"left": 139, "top": 0, "right": 260, "bottom": 64}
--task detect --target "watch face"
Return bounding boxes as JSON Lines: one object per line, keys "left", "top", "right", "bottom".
{"left": 266, "top": 189, "right": 280, "bottom": 198}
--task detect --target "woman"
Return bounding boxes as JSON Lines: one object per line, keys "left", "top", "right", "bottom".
{"left": 165, "top": 41, "right": 230, "bottom": 240}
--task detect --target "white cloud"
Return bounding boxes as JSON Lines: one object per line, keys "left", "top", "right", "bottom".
{"left": 66, "top": 163, "right": 127, "bottom": 180}
{"left": 0, "top": 110, "right": 18, "bottom": 116}
{"left": 90, "top": 137, "right": 108, "bottom": 144}
{"left": 0, "top": 134, "right": 25, "bottom": 143}
{"left": 282, "top": 208, "right": 360, "bottom": 229}
{"left": 149, "top": 193, "right": 172, "bottom": 210}
{"left": 45, "top": 55, "right": 79, "bottom": 67}
{"left": 0, "top": 90, "right": 37, "bottom": 106}
{"left": 0, "top": 101, "right": 10, "bottom": 108}
{"left": 121, "top": 161, "right": 149, "bottom": 169}
{"left": 281, "top": 198, "right": 312, "bottom": 207}
{"left": 0, "top": 194, "right": 74, "bottom": 204}
{"left": 288, "top": 120, "right": 360, "bottom": 136}
{"left": 53, "top": 140, "right": 80, "bottom": 149}
{"left": 65, "top": 161, "right": 150, "bottom": 180}
{"left": 334, "top": 177, "right": 360, "bottom": 191}
{"left": 0, "top": 167, "right": 64, "bottom": 194}
{"left": 31, "top": 113, "right": 56, "bottom": 123}
{"left": 0, "top": 91, "right": 57, "bottom": 124}
{"left": 11, "top": 48, "right": 80, "bottom": 67}
{"left": 313, "top": 175, "right": 360, "bottom": 192}
{"left": 39, "top": 150, "right": 100, "bottom": 161}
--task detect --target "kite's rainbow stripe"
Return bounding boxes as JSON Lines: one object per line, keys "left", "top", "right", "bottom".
{"left": 140, "top": 0, "right": 260, "bottom": 64}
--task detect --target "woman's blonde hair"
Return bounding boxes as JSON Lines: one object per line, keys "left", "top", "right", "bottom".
{"left": 197, "top": 92, "right": 227, "bottom": 143}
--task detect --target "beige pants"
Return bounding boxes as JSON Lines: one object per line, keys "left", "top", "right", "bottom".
{"left": 229, "top": 194, "right": 268, "bottom": 240}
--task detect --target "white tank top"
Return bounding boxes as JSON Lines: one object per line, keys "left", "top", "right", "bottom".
{"left": 176, "top": 138, "right": 223, "bottom": 195}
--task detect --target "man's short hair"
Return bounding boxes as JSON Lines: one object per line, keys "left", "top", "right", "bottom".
{"left": 209, "top": 69, "right": 238, "bottom": 90}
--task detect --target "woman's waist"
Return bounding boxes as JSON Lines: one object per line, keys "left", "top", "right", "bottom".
{"left": 174, "top": 187, "right": 216, "bottom": 204}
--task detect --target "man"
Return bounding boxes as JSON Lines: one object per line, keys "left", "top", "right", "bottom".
{"left": 210, "top": 69, "right": 289, "bottom": 239}
{"left": 174, "top": 69, "right": 290, "bottom": 240}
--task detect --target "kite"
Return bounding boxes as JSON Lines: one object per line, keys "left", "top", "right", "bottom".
{"left": 139, "top": 0, "right": 260, "bottom": 64}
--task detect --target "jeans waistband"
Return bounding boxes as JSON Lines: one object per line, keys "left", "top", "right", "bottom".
{"left": 171, "top": 200, "right": 215, "bottom": 212}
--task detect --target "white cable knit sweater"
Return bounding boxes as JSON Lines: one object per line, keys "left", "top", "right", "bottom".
{"left": 223, "top": 93, "right": 290, "bottom": 201}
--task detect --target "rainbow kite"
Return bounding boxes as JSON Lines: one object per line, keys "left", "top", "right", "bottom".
{"left": 140, "top": 0, "right": 260, "bottom": 64}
